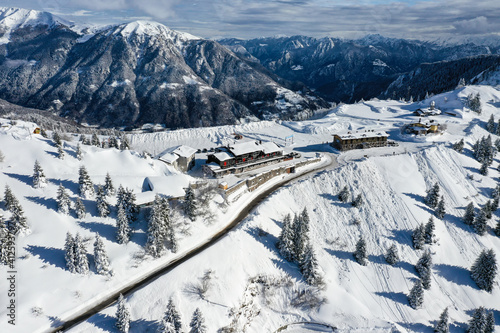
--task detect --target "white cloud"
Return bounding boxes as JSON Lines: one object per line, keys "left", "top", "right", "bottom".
{"left": 453, "top": 16, "right": 493, "bottom": 35}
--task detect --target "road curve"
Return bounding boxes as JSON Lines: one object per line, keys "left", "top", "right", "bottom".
{"left": 52, "top": 154, "right": 337, "bottom": 333}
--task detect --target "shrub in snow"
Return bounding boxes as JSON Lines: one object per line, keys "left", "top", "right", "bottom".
{"left": 473, "top": 209, "right": 488, "bottom": 236}
{"left": 338, "top": 186, "right": 350, "bottom": 203}
{"left": 32, "top": 160, "right": 47, "bottom": 188}
{"left": 162, "top": 298, "right": 182, "bottom": 333}
{"left": 412, "top": 223, "right": 425, "bottom": 250}
{"left": 96, "top": 185, "right": 110, "bottom": 218}
{"left": 351, "top": 193, "right": 363, "bottom": 208}
{"left": 94, "top": 234, "right": 112, "bottom": 276}
{"left": 434, "top": 307, "right": 449, "bottom": 333}
{"left": 291, "top": 286, "right": 327, "bottom": 310}
{"left": 74, "top": 198, "right": 86, "bottom": 219}
{"left": 354, "top": 236, "right": 368, "bottom": 266}
{"left": 463, "top": 202, "right": 475, "bottom": 225}
{"left": 116, "top": 205, "right": 131, "bottom": 244}
{"left": 408, "top": 279, "right": 424, "bottom": 309}
{"left": 424, "top": 217, "right": 436, "bottom": 244}
{"left": 56, "top": 184, "right": 71, "bottom": 215}
{"left": 425, "top": 183, "right": 440, "bottom": 209}
{"left": 452, "top": 138, "right": 464, "bottom": 153}
{"left": 184, "top": 186, "right": 197, "bottom": 221}
{"left": 189, "top": 308, "right": 206, "bottom": 333}
{"left": 435, "top": 196, "right": 446, "bottom": 219}
{"left": 104, "top": 172, "right": 115, "bottom": 196}
{"left": 385, "top": 244, "right": 399, "bottom": 266}
{"left": 470, "top": 249, "right": 497, "bottom": 292}
{"left": 78, "top": 166, "right": 94, "bottom": 199}
{"left": 116, "top": 294, "right": 131, "bottom": 333}
{"left": 467, "top": 307, "right": 486, "bottom": 333}
{"left": 277, "top": 213, "right": 294, "bottom": 261}
{"left": 416, "top": 250, "right": 433, "bottom": 290}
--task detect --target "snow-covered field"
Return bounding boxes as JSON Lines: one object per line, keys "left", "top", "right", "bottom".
{"left": 1, "top": 85, "right": 500, "bottom": 332}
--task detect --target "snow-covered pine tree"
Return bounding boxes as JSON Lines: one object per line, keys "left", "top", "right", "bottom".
{"left": 480, "top": 160, "right": 489, "bottom": 176}
{"left": 116, "top": 205, "right": 131, "bottom": 244}
{"left": 116, "top": 294, "right": 131, "bottom": 333}
{"left": 56, "top": 184, "right": 71, "bottom": 215}
{"left": 300, "top": 243, "right": 323, "bottom": 286}
{"left": 189, "top": 308, "right": 206, "bottom": 333}
{"left": 78, "top": 165, "right": 94, "bottom": 198}
{"left": 491, "top": 196, "right": 499, "bottom": 212}
{"left": 40, "top": 128, "right": 48, "bottom": 138}
{"left": 94, "top": 234, "right": 112, "bottom": 276}
{"left": 354, "top": 236, "right": 368, "bottom": 266}
{"left": 120, "top": 135, "right": 130, "bottom": 151}
{"left": 109, "top": 136, "right": 119, "bottom": 149}
{"left": 385, "top": 244, "right": 399, "bottom": 265}
{"left": 495, "top": 220, "right": 500, "bottom": 237}
{"left": 463, "top": 202, "right": 475, "bottom": 225}
{"left": 338, "top": 186, "right": 350, "bottom": 202}
{"left": 425, "top": 183, "right": 440, "bottom": 208}
{"left": 470, "top": 249, "right": 497, "bottom": 292}
{"left": 57, "top": 143, "right": 65, "bottom": 160}
{"left": 75, "top": 198, "right": 86, "bottom": 219}
{"left": 484, "top": 135, "right": 496, "bottom": 166}
{"left": 0, "top": 216, "right": 10, "bottom": 265}
{"left": 408, "top": 279, "right": 424, "bottom": 309}
{"left": 292, "top": 213, "right": 309, "bottom": 263}
{"left": 74, "top": 233, "right": 89, "bottom": 274}
{"left": 452, "top": 138, "right": 464, "bottom": 153}
{"left": 32, "top": 160, "right": 47, "bottom": 188}
{"left": 467, "top": 93, "right": 482, "bottom": 114}
{"left": 159, "top": 321, "right": 176, "bottom": 333}
{"left": 146, "top": 195, "right": 168, "bottom": 257}
{"left": 184, "top": 186, "right": 196, "bottom": 221}
{"left": 473, "top": 209, "right": 488, "bottom": 236}
{"left": 434, "top": 307, "right": 449, "bottom": 333}
{"left": 352, "top": 194, "right": 363, "bottom": 207}
{"left": 163, "top": 298, "right": 182, "bottom": 333}
{"left": 64, "top": 232, "right": 76, "bottom": 273}
{"left": 435, "top": 196, "right": 446, "bottom": 219}
{"left": 96, "top": 185, "right": 110, "bottom": 218}
{"left": 7, "top": 194, "right": 29, "bottom": 235}
{"left": 91, "top": 133, "right": 100, "bottom": 147}
{"left": 116, "top": 186, "right": 139, "bottom": 223}
{"left": 300, "top": 208, "right": 310, "bottom": 234}
{"left": 278, "top": 213, "right": 295, "bottom": 262}
{"left": 467, "top": 306, "right": 486, "bottom": 333}
{"left": 416, "top": 250, "right": 433, "bottom": 290}
{"left": 164, "top": 195, "right": 178, "bottom": 254}
{"left": 424, "top": 216, "right": 436, "bottom": 244}
{"left": 104, "top": 172, "right": 115, "bottom": 196}
{"left": 485, "top": 311, "right": 495, "bottom": 333}
{"left": 52, "top": 131, "right": 62, "bottom": 146}
{"left": 486, "top": 114, "right": 496, "bottom": 133}
{"left": 484, "top": 200, "right": 493, "bottom": 219}
{"left": 457, "top": 78, "right": 465, "bottom": 89}
{"left": 76, "top": 143, "right": 83, "bottom": 161}
{"left": 412, "top": 223, "right": 425, "bottom": 250}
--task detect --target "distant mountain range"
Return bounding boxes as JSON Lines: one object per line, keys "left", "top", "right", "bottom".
{"left": 0, "top": 7, "right": 499, "bottom": 129}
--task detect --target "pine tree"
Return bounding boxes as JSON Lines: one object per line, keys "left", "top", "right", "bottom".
{"left": 467, "top": 307, "right": 487, "bottom": 333}
{"left": 40, "top": 128, "right": 48, "bottom": 138}
{"left": 189, "top": 308, "right": 206, "bottom": 333}
{"left": 473, "top": 209, "right": 488, "bottom": 236}
{"left": 352, "top": 194, "right": 363, "bottom": 207}
{"left": 491, "top": 196, "right": 499, "bottom": 212}
{"left": 159, "top": 321, "right": 176, "bottom": 333}
{"left": 452, "top": 138, "right": 465, "bottom": 153}
{"left": 75, "top": 198, "right": 86, "bottom": 219}
{"left": 457, "top": 78, "right": 466, "bottom": 89}
{"left": 64, "top": 232, "right": 76, "bottom": 273}
{"left": 3, "top": 185, "right": 15, "bottom": 211}
{"left": 109, "top": 136, "right": 119, "bottom": 149}
{"left": 338, "top": 186, "right": 350, "bottom": 202}
{"left": 94, "top": 234, "right": 112, "bottom": 276}
{"left": 408, "top": 279, "right": 424, "bottom": 309}
{"left": 416, "top": 250, "right": 433, "bottom": 290}
{"left": 300, "top": 243, "right": 323, "bottom": 286}
{"left": 104, "top": 172, "right": 115, "bottom": 196}
{"left": 354, "top": 236, "right": 368, "bottom": 266}
{"left": 78, "top": 165, "right": 94, "bottom": 198}
{"left": 278, "top": 214, "right": 295, "bottom": 262}
{"left": 6, "top": 191, "right": 29, "bottom": 235}
{"left": 52, "top": 131, "right": 62, "bottom": 146}
{"left": 116, "top": 186, "right": 138, "bottom": 223}
{"left": 385, "top": 244, "right": 399, "bottom": 265}
{"left": 120, "top": 135, "right": 130, "bottom": 150}
{"left": 486, "top": 114, "right": 496, "bottom": 133}
{"left": 463, "top": 202, "right": 475, "bottom": 225}
{"left": 76, "top": 143, "right": 83, "bottom": 161}
{"left": 470, "top": 249, "right": 497, "bottom": 292}
{"left": 184, "top": 186, "right": 196, "bottom": 221}
{"left": 96, "top": 185, "right": 110, "bottom": 218}
{"left": 424, "top": 216, "right": 436, "bottom": 244}
{"left": 495, "top": 219, "right": 500, "bottom": 237}
{"left": 146, "top": 195, "right": 171, "bottom": 257}
{"left": 116, "top": 294, "right": 131, "bottom": 333}
{"left": 0, "top": 216, "right": 10, "bottom": 265}
{"left": 57, "top": 143, "right": 65, "bottom": 160}
{"left": 435, "top": 196, "right": 446, "bottom": 219}
{"left": 412, "top": 223, "right": 425, "bottom": 250}
{"left": 116, "top": 205, "right": 131, "bottom": 244}
{"left": 162, "top": 298, "right": 182, "bottom": 333}
{"left": 32, "top": 160, "right": 47, "bottom": 188}
{"left": 425, "top": 183, "right": 440, "bottom": 208}
{"left": 485, "top": 311, "right": 495, "bottom": 333}
{"left": 434, "top": 307, "right": 450, "bottom": 333}
{"left": 91, "top": 133, "right": 100, "bottom": 147}
{"left": 74, "top": 233, "right": 89, "bottom": 274}
{"left": 56, "top": 184, "right": 71, "bottom": 215}
{"left": 484, "top": 201, "right": 493, "bottom": 219}
{"left": 480, "top": 160, "right": 489, "bottom": 176}
{"left": 292, "top": 212, "right": 309, "bottom": 263}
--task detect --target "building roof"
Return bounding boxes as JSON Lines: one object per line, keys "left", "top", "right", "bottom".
{"left": 158, "top": 152, "right": 179, "bottom": 164}
{"left": 228, "top": 140, "right": 282, "bottom": 156}
{"left": 142, "top": 175, "right": 190, "bottom": 198}
{"left": 213, "top": 151, "right": 233, "bottom": 162}
{"left": 173, "top": 145, "right": 197, "bottom": 158}
{"left": 158, "top": 145, "right": 196, "bottom": 164}
{"left": 261, "top": 141, "right": 282, "bottom": 154}
{"left": 334, "top": 131, "right": 389, "bottom": 140}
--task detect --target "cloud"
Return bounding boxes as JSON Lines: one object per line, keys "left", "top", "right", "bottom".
{"left": 453, "top": 16, "right": 494, "bottom": 35}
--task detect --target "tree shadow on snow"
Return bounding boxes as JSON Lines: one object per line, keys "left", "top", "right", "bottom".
{"left": 44, "top": 150, "right": 59, "bottom": 158}
{"left": 397, "top": 322, "right": 433, "bottom": 332}
{"left": 443, "top": 213, "right": 474, "bottom": 234}
{"left": 318, "top": 193, "right": 337, "bottom": 203}
{"left": 403, "top": 192, "right": 425, "bottom": 204}
{"left": 415, "top": 204, "right": 435, "bottom": 216}
{"left": 132, "top": 318, "right": 161, "bottom": 332}
{"left": 48, "top": 315, "right": 64, "bottom": 328}
{"left": 434, "top": 264, "right": 477, "bottom": 289}
{"left": 78, "top": 221, "right": 117, "bottom": 243}
{"left": 374, "top": 291, "right": 408, "bottom": 307}
{"left": 3, "top": 172, "right": 32, "bottom": 187}
{"left": 24, "top": 245, "right": 66, "bottom": 270}
{"left": 387, "top": 229, "right": 412, "bottom": 247}
{"left": 270, "top": 258, "right": 302, "bottom": 280}
{"left": 450, "top": 322, "right": 468, "bottom": 333}
{"left": 25, "top": 196, "right": 58, "bottom": 211}
{"left": 270, "top": 218, "right": 283, "bottom": 229}
{"left": 47, "top": 178, "right": 80, "bottom": 196}
{"left": 324, "top": 248, "right": 356, "bottom": 263}
{"left": 245, "top": 225, "right": 280, "bottom": 255}
{"left": 88, "top": 313, "right": 115, "bottom": 332}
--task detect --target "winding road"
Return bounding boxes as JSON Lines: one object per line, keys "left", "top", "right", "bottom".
{"left": 51, "top": 153, "right": 337, "bottom": 333}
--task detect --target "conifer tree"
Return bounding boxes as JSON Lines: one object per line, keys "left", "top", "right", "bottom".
{"left": 159, "top": 321, "right": 176, "bottom": 333}
{"left": 146, "top": 195, "right": 172, "bottom": 257}
{"left": 5, "top": 189, "right": 29, "bottom": 235}
{"left": 452, "top": 138, "right": 465, "bottom": 153}
{"left": 491, "top": 196, "right": 499, "bottom": 212}
{"left": 91, "top": 133, "right": 100, "bottom": 147}
{"left": 434, "top": 307, "right": 450, "bottom": 333}
{"left": 3, "top": 185, "right": 15, "bottom": 211}
{"left": 425, "top": 183, "right": 440, "bottom": 208}
{"left": 109, "top": 136, "right": 119, "bottom": 149}
{"left": 57, "top": 143, "right": 65, "bottom": 160}
{"left": 75, "top": 198, "right": 86, "bottom": 219}
{"left": 300, "top": 243, "right": 323, "bottom": 286}
{"left": 116, "top": 185, "right": 139, "bottom": 223}
{"left": 416, "top": 250, "right": 433, "bottom": 290}
{"left": 467, "top": 307, "right": 487, "bottom": 333}
{"left": 32, "top": 160, "right": 47, "bottom": 188}
{"left": 120, "top": 135, "right": 130, "bottom": 151}
{"left": 162, "top": 298, "right": 182, "bottom": 333}
{"left": 104, "top": 172, "right": 115, "bottom": 196}
{"left": 424, "top": 216, "right": 436, "bottom": 244}
{"left": 74, "top": 233, "right": 89, "bottom": 274}
{"left": 278, "top": 214, "right": 295, "bottom": 262}
{"left": 385, "top": 244, "right": 399, "bottom": 265}
{"left": 408, "top": 279, "right": 424, "bottom": 309}
{"left": 484, "top": 200, "right": 493, "bottom": 219}
{"left": 96, "top": 185, "right": 110, "bottom": 218}
{"left": 412, "top": 223, "right": 425, "bottom": 250}
{"left": 486, "top": 114, "right": 496, "bottom": 133}
{"left": 189, "top": 308, "right": 206, "bottom": 333}
{"left": 40, "top": 128, "right": 48, "bottom": 138}
{"left": 94, "top": 234, "right": 112, "bottom": 276}
{"left": 480, "top": 160, "right": 489, "bottom": 176}
{"left": 352, "top": 194, "right": 363, "bottom": 207}
{"left": 463, "top": 202, "right": 475, "bottom": 225}
{"left": 116, "top": 294, "right": 131, "bottom": 333}
{"left": 495, "top": 219, "right": 500, "bottom": 237}
{"left": 184, "top": 186, "right": 196, "bottom": 221}
{"left": 292, "top": 212, "right": 309, "bottom": 263}
{"left": 0, "top": 216, "right": 10, "bottom": 265}
{"left": 64, "top": 232, "right": 76, "bottom": 273}
{"left": 485, "top": 312, "right": 495, "bottom": 333}
{"left": 470, "top": 249, "right": 497, "bottom": 292}
{"left": 473, "top": 209, "right": 488, "bottom": 236}
{"left": 338, "top": 186, "right": 350, "bottom": 202}
{"left": 76, "top": 143, "right": 83, "bottom": 161}
{"left": 78, "top": 165, "right": 94, "bottom": 198}
{"left": 52, "top": 131, "right": 62, "bottom": 146}
{"left": 435, "top": 196, "right": 446, "bottom": 219}
{"left": 354, "top": 236, "right": 368, "bottom": 266}
{"left": 56, "top": 184, "right": 71, "bottom": 215}
{"left": 116, "top": 205, "right": 131, "bottom": 244}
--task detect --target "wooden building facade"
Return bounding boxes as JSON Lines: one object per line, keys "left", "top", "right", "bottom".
{"left": 331, "top": 131, "right": 389, "bottom": 151}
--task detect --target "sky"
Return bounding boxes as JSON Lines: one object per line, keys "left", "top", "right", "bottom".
{"left": 2, "top": 0, "right": 500, "bottom": 40}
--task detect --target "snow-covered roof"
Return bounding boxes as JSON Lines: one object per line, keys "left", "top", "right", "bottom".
{"left": 142, "top": 175, "right": 190, "bottom": 198}
{"left": 158, "top": 145, "right": 196, "bottom": 163}
{"left": 213, "top": 152, "right": 233, "bottom": 162}
{"left": 158, "top": 152, "right": 178, "bottom": 164}
{"left": 172, "top": 145, "right": 197, "bottom": 158}
{"left": 228, "top": 140, "right": 282, "bottom": 156}
{"left": 334, "top": 131, "right": 389, "bottom": 140}
{"left": 261, "top": 141, "right": 282, "bottom": 154}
